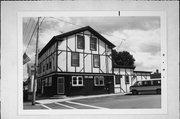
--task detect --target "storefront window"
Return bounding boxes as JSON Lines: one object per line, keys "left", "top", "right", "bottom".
{"left": 94, "top": 76, "right": 104, "bottom": 86}
{"left": 72, "top": 76, "right": 83, "bottom": 86}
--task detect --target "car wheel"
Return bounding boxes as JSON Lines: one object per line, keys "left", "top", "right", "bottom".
{"left": 132, "top": 90, "right": 138, "bottom": 95}
{"left": 156, "top": 89, "right": 161, "bottom": 94}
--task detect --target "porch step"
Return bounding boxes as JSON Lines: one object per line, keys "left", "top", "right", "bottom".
{"left": 50, "top": 95, "right": 66, "bottom": 99}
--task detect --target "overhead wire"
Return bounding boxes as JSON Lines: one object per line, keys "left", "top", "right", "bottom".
{"left": 49, "top": 17, "right": 125, "bottom": 45}
{"left": 24, "top": 17, "right": 46, "bottom": 54}
{"left": 24, "top": 16, "right": 126, "bottom": 54}
{"left": 23, "top": 17, "right": 31, "bottom": 40}
{"left": 24, "top": 18, "right": 37, "bottom": 46}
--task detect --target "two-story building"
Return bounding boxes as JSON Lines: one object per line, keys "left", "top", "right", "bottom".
{"left": 37, "top": 26, "right": 116, "bottom": 96}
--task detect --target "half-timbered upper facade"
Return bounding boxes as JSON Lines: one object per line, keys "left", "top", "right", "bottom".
{"left": 37, "top": 26, "right": 116, "bottom": 96}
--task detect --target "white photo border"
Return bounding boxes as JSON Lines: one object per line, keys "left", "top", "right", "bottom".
{"left": 18, "top": 11, "right": 167, "bottom": 115}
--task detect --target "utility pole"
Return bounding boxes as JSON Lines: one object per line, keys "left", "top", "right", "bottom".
{"left": 32, "top": 17, "right": 40, "bottom": 105}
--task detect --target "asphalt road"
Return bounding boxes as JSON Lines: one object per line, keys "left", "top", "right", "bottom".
{"left": 73, "top": 94, "right": 161, "bottom": 109}
{"left": 24, "top": 94, "right": 161, "bottom": 109}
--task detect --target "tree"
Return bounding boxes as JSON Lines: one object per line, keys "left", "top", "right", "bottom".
{"left": 112, "top": 49, "right": 135, "bottom": 67}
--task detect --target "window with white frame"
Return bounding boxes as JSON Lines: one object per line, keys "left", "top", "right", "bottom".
{"left": 90, "top": 36, "right": 97, "bottom": 51}
{"left": 72, "top": 76, "right": 83, "bottom": 86}
{"left": 77, "top": 35, "right": 85, "bottom": 49}
{"left": 94, "top": 76, "right": 104, "bottom": 86}
{"left": 115, "top": 75, "right": 122, "bottom": 84}
{"left": 125, "top": 75, "right": 130, "bottom": 84}
{"left": 71, "top": 52, "right": 79, "bottom": 67}
{"left": 93, "top": 54, "right": 100, "bottom": 68}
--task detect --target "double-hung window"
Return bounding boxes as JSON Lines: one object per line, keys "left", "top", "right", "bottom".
{"left": 77, "top": 35, "right": 85, "bottom": 49}
{"left": 72, "top": 76, "right": 83, "bottom": 86}
{"left": 115, "top": 75, "right": 122, "bottom": 84}
{"left": 94, "top": 76, "right": 104, "bottom": 86}
{"left": 71, "top": 52, "right": 79, "bottom": 67}
{"left": 90, "top": 36, "right": 97, "bottom": 51}
{"left": 125, "top": 75, "right": 130, "bottom": 84}
{"left": 93, "top": 54, "right": 100, "bottom": 68}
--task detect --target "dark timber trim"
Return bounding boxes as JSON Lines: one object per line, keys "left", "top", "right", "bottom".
{"left": 75, "top": 34, "right": 77, "bottom": 72}
{"left": 56, "top": 42, "right": 58, "bottom": 72}
{"left": 99, "top": 68, "right": 104, "bottom": 73}
{"left": 90, "top": 33, "right": 93, "bottom": 73}
{"left": 66, "top": 36, "right": 68, "bottom": 72}
{"left": 38, "top": 71, "right": 114, "bottom": 79}
{"left": 98, "top": 38, "right": 100, "bottom": 73}
{"left": 58, "top": 66, "right": 63, "bottom": 72}
{"left": 83, "top": 32, "right": 85, "bottom": 72}
{"left": 67, "top": 46, "right": 72, "bottom": 51}
{"left": 58, "top": 51, "right": 63, "bottom": 56}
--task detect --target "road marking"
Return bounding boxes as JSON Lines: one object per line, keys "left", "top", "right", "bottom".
{"left": 54, "top": 102, "right": 76, "bottom": 109}
{"left": 66, "top": 101, "right": 109, "bottom": 109}
{"left": 40, "top": 104, "right": 53, "bottom": 110}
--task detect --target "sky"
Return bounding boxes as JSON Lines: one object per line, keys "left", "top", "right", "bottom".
{"left": 23, "top": 16, "right": 161, "bottom": 79}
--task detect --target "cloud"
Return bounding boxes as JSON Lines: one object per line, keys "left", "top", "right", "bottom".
{"left": 140, "top": 43, "right": 160, "bottom": 55}
{"left": 23, "top": 16, "right": 161, "bottom": 77}
{"left": 70, "top": 16, "right": 160, "bottom": 33}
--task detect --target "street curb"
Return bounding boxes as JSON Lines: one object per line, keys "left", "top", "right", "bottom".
{"left": 36, "top": 93, "right": 128, "bottom": 104}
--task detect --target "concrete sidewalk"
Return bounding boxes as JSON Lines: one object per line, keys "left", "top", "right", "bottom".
{"left": 36, "top": 93, "right": 128, "bottom": 104}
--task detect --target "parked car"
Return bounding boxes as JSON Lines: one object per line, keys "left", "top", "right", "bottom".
{"left": 130, "top": 79, "right": 161, "bottom": 95}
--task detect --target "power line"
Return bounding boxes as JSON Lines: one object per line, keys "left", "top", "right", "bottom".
{"left": 49, "top": 17, "right": 124, "bottom": 43}
{"left": 23, "top": 18, "right": 31, "bottom": 39}
{"left": 24, "top": 18, "right": 37, "bottom": 44}
{"left": 24, "top": 20, "right": 38, "bottom": 53}
{"left": 24, "top": 17, "right": 45, "bottom": 54}
{"left": 50, "top": 17, "right": 83, "bottom": 28}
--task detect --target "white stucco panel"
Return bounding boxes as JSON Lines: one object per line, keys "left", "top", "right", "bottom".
{"left": 100, "top": 55, "right": 106, "bottom": 73}
{"left": 84, "top": 54, "right": 91, "bottom": 73}
{"left": 58, "top": 51, "right": 66, "bottom": 72}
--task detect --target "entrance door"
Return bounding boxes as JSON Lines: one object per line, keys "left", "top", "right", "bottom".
{"left": 57, "top": 77, "right": 65, "bottom": 94}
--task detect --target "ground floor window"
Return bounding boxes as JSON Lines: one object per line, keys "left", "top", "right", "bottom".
{"left": 125, "top": 75, "right": 130, "bottom": 84}
{"left": 44, "top": 77, "right": 52, "bottom": 87}
{"left": 72, "top": 76, "right": 83, "bottom": 86}
{"left": 94, "top": 76, "right": 104, "bottom": 86}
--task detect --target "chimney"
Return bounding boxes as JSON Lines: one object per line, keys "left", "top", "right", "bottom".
{"left": 156, "top": 69, "right": 159, "bottom": 74}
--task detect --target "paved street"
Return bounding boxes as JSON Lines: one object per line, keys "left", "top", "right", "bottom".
{"left": 24, "top": 94, "right": 161, "bottom": 110}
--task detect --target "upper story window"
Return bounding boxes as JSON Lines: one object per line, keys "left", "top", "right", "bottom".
{"left": 49, "top": 60, "right": 52, "bottom": 69}
{"left": 77, "top": 35, "right": 85, "bottom": 49}
{"left": 71, "top": 52, "right": 79, "bottom": 67}
{"left": 90, "top": 36, "right": 97, "bottom": 51}
{"left": 93, "top": 54, "right": 100, "bottom": 68}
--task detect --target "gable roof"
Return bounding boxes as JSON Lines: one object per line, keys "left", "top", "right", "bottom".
{"left": 38, "top": 26, "right": 116, "bottom": 58}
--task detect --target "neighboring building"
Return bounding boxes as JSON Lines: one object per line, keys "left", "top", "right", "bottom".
{"left": 150, "top": 69, "right": 161, "bottom": 80}
{"left": 27, "top": 63, "right": 36, "bottom": 93}
{"left": 133, "top": 71, "right": 152, "bottom": 81}
{"left": 113, "top": 65, "right": 135, "bottom": 93}
{"left": 37, "top": 26, "right": 116, "bottom": 96}
{"left": 113, "top": 64, "right": 152, "bottom": 93}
